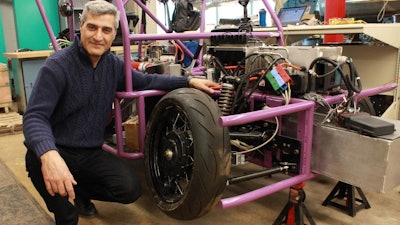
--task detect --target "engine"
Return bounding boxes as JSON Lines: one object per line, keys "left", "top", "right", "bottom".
{"left": 202, "top": 38, "right": 362, "bottom": 173}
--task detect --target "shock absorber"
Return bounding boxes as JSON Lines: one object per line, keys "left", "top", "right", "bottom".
{"left": 218, "top": 83, "right": 235, "bottom": 116}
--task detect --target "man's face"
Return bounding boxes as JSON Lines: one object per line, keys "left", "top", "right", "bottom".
{"left": 80, "top": 12, "right": 117, "bottom": 63}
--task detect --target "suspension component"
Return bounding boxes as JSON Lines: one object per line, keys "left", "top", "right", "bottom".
{"left": 218, "top": 83, "right": 235, "bottom": 115}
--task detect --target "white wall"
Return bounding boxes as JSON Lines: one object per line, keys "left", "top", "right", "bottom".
{"left": 0, "top": 0, "right": 18, "bottom": 52}
{"left": 155, "top": 0, "right": 276, "bottom": 33}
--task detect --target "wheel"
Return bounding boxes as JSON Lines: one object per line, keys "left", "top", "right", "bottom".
{"left": 144, "top": 88, "right": 231, "bottom": 220}
{"left": 358, "top": 97, "right": 376, "bottom": 116}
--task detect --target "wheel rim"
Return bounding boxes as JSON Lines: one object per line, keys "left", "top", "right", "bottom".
{"left": 149, "top": 106, "right": 194, "bottom": 204}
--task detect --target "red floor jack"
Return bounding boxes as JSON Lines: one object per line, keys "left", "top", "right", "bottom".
{"left": 273, "top": 183, "right": 316, "bottom": 225}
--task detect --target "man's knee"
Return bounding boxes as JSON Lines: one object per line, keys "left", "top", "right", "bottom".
{"left": 120, "top": 179, "right": 142, "bottom": 204}
{"left": 54, "top": 210, "right": 79, "bottom": 225}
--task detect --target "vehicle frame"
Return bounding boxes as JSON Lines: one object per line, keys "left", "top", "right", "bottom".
{"left": 35, "top": 0, "right": 397, "bottom": 220}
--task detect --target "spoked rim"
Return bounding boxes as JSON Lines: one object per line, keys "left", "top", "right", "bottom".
{"left": 149, "top": 106, "right": 194, "bottom": 204}
{"left": 145, "top": 88, "right": 231, "bottom": 219}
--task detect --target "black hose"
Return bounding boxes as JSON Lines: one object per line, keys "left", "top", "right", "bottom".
{"left": 232, "top": 57, "right": 285, "bottom": 114}
{"left": 308, "top": 57, "right": 362, "bottom": 94}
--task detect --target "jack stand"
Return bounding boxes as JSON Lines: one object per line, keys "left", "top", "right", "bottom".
{"left": 273, "top": 183, "right": 316, "bottom": 225}
{"left": 322, "top": 181, "right": 371, "bottom": 217}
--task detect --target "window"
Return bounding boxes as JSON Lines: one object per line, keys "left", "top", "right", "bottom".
{"left": 156, "top": 0, "right": 276, "bottom": 33}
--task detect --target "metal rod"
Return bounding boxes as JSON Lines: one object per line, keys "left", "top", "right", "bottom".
{"left": 227, "top": 166, "right": 288, "bottom": 185}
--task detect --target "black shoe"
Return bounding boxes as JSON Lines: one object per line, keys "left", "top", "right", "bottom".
{"left": 74, "top": 197, "right": 98, "bottom": 218}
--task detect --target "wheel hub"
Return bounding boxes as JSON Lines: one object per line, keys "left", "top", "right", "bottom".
{"left": 164, "top": 149, "right": 174, "bottom": 160}
{"left": 160, "top": 129, "right": 192, "bottom": 175}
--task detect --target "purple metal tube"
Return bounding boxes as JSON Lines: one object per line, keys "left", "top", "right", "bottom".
{"left": 68, "top": 0, "right": 75, "bottom": 41}
{"left": 323, "top": 83, "right": 397, "bottom": 105}
{"left": 261, "top": 0, "right": 284, "bottom": 46}
{"left": 296, "top": 106, "right": 314, "bottom": 175}
{"left": 129, "top": 31, "right": 278, "bottom": 69}
{"left": 113, "top": 97, "right": 125, "bottom": 155}
{"left": 102, "top": 97, "right": 145, "bottom": 159}
{"left": 219, "top": 100, "right": 314, "bottom": 127}
{"left": 129, "top": 32, "right": 279, "bottom": 42}
{"left": 102, "top": 90, "right": 166, "bottom": 158}
{"left": 35, "top": 0, "right": 59, "bottom": 51}
{"left": 131, "top": 0, "right": 206, "bottom": 66}
{"left": 136, "top": 96, "right": 147, "bottom": 152}
{"left": 217, "top": 92, "right": 315, "bottom": 208}
{"left": 103, "top": 144, "right": 144, "bottom": 159}
{"left": 133, "top": 0, "right": 170, "bottom": 32}
{"left": 117, "top": 90, "right": 167, "bottom": 153}
{"left": 219, "top": 84, "right": 397, "bottom": 209}
{"left": 116, "top": 89, "right": 167, "bottom": 99}
{"left": 220, "top": 173, "right": 317, "bottom": 208}
{"left": 114, "top": 0, "right": 133, "bottom": 92}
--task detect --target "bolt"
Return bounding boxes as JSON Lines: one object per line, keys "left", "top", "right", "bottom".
{"left": 165, "top": 149, "right": 173, "bottom": 160}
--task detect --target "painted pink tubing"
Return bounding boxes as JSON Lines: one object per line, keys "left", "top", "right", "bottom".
{"left": 220, "top": 173, "right": 317, "bottom": 208}
{"left": 35, "top": 0, "right": 59, "bottom": 51}
{"left": 36, "top": 0, "right": 398, "bottom": 210}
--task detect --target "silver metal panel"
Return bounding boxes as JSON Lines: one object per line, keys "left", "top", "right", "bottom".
{"left": 312, "top": 119, "right": 400, "bottom": 193}
{"left": 286, "top": 46, "right": 343, "bottom": 69}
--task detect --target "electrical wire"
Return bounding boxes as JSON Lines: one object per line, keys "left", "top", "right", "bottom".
{"left": 232, "top": 114, "right": 280, "bottom": 155}
{"left": 48, "top": 39, "right": 72, "bottom": 49}
{"left": 170, "top": 40, "right": 184, "bottom": 62}
{"left": 232, "top": 56, "right": 286, "bottom": 114}
{"left": 231, "top": 52, "right": 262, "bottom": 77}
{"left": 308, "top": 56, "right": 362, "bottom": 96}
{"left": 307, "top": 56, "right": 363, "bottom": 113}
{"left": 377, "top": 0, "right": 389, "bottom": 22}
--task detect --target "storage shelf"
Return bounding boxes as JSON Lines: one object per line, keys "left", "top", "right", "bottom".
{"left": 255, "top": 23, "right": 400, "bottom": 48}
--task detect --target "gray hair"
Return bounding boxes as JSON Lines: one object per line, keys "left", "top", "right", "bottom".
{"left": 80, "top": 0, "right": 120, "bottom": 29}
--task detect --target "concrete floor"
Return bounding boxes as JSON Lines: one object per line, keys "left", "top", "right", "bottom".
{"left": 0, "top": 132, "right": 399, "bottom": 225}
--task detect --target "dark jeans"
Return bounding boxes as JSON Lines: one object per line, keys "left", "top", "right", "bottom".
{"left": 25, "top": 147, "right": 142, "bottom": 225}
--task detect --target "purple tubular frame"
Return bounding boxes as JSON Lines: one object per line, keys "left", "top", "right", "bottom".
{"left": 35, "top": 0, "right": 60, "bottom": 51}
{"left": 104, "top": 0, "right": 285, "bottom": 160}
{"left": 35, "top": 0, "right": 397, "bottom": 210}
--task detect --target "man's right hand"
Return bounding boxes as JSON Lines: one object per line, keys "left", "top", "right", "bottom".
{"left": 40, "top": 150, "right": 77, "bottom": 201}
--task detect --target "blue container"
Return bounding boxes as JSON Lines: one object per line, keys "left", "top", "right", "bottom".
{"left": 183, "top": 41, "right": 198, "bottom": 67}
{"left": 259, "top": 9, "right": 266, "bottom": 27}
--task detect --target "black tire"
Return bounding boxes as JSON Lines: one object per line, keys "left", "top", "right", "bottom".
{"left": 144, "top": 88, "right": 231, "bottom": 220}
{"left": 358, "top": 97, "right": 376, "bottom": 116}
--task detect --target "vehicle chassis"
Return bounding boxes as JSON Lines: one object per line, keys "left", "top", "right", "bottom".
{"left": 35, "top": 0, "right": 397, "bottom": 220}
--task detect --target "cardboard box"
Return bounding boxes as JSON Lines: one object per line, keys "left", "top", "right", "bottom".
{"left": 0, "top": 86, "right": 12, "bottom": 104}
{"left": 0, "top": 64, "right": 9, "bottom": 86}
{"left": 124, "top": 115, "right": 139, "bottom": 151}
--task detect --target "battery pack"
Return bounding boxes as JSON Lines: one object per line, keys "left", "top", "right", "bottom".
{"left": 340, "top": 112, "right": 395, "bottom": 137}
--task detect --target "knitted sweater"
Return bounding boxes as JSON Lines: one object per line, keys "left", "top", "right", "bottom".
{"left": 23, "top": 36, "right": 189, "bottom": 158}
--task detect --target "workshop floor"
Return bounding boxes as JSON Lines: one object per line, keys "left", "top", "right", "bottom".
{"left": 0, "top": 133, "right": 399, "bottom": 225}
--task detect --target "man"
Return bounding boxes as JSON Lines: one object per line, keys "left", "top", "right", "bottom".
{"left": 23, "top": 1, "right": 218, "bottom": 224}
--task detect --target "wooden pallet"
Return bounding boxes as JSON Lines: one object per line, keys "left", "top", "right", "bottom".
{"left": 0, "top": 112, "right": 23, "bottom": 136}
{"left": 0, "top": 104, "right": 10, "bottom": 113}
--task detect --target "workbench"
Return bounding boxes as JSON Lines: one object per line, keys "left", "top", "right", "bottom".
{"left": 255, "top": 23, "right": 400, "bottom": 119}
{"left": 3, "top": 46, "right": 138, "bottom": 113}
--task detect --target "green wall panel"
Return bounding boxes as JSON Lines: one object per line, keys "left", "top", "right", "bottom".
{"left": 0, "top": 9, "right": 7, "bottom": 64}
{"left": 13, "top": 0, "right": 60, "bottom": 50}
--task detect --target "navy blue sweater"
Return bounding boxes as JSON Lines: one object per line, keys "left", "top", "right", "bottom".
{"left": 23, "top": 36, "right": 188, "bottom": 157}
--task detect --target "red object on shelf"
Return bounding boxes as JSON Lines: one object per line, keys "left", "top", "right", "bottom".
{"left": 324, "top": 0, "right": 346, "bottom": 43}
